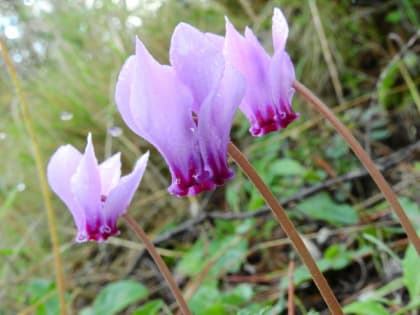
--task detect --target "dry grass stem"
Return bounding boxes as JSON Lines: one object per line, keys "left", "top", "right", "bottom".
{"left": 0, "top": 36, "right": 68, "bottom": 315}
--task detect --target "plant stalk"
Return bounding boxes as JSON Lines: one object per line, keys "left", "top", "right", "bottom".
{"left": 228, "top": 143, "right": 343, "bottom": 315}
{"left": 0, "top": 37, "right": 68, "bottom": 314}
{"left": 293, "top": 80, "right": 420, "bottom": 256}
{"left": 122, "top": 214, "right": 192, "bottom": 315}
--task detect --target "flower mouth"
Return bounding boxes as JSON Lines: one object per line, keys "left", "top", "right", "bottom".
{"left": 168, "top": 171, "right": 215, "bottom": 197}
{"left": 249, "top": 106, "right": 299, "bottom": 137}
{"left": 84, "top": 226, "right": 120, "bottom": 242}
{"left": 168, "top": 165, "right": 234, "bottom": 197}
{"left": 279, "top": 110, "right": 299, "bottom": 128}
{"left": 76, "top": 220, "right": 120, "bottom": 242}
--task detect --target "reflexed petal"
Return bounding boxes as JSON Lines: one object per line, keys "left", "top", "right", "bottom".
{"left": 198, "top": 64, "right": 245, "bottom": 183}
{"left": 124, "top": 37, "right": 207, "bottom": 196}
{"left": 47, "top": 144, "right": 84, "bottom": 230}
{"left": 70, "top": 134, "right": 101, "bottom": 223}
{"left": 103, "top": 151, "right": 149, "bottom": 223}
{"left": 272, "top": 8, "right": 289, "bottom": 52}
{"left": 224, "top": 18, "right": 271, "bottom": 118}
{"left": 115, "top": 55, "right": 139, "bottom": 134}
{"left": 269, "top": 50, "right": 299, "bottom": 128}
{"left": 170, "top": 23, "right": 225, "bottom": 112}
{"left": 269, "top": 51, "right": 295, "bottom": 106}
{"left": 99, "top": 152, "right": 121, "bottom": 196}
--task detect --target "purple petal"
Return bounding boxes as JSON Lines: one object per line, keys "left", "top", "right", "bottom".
{"left": 170, "top": 23, "right": 225, "bottom": 113}
{"left": 118, "top": 37, "right": 210, "bottom": 197}
{"left": 47, "top": 144, "right": 84, "bottom": 231}
{"left": 103, "top": 151, "right": 149, "bottom": 228}
{"left": 224, "top": 18, "right": 271, "bottom": 120}
{"left": 272, "top": 8, "right": 289, "bottom": 52}
{"left": 197, "top": 64, "right": 245, "bottom": 184}
{"left": 115, "top": 55, "right": 139, "bottom": 134}
{"left": 70, "top": 134, "right": 102, "bottom": 227}
{"left": 99, "top": 152, "right": 121, "bottom": 196}
{"left": 269, "top": 50, "right": 299, "bottom": 128}
{"left": 205, "top": 32, "right": 224, "bottom": 50}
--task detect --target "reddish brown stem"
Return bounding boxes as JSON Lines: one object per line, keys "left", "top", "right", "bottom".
{"left": 123, "top": 214, "right": 192, "bottom": 315}
{"left": 293, "top": 81, "right": 420, "bottom": 256}
{"left": 228, "top": 143, "right": 343, "bottom": 315}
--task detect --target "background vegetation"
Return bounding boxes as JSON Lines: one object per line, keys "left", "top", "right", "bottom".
{"left": 0, "top": 0, "right": 419, "bottom": 314}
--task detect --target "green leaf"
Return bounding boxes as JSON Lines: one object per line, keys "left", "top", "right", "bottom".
{"left": 370, "top": 129, "right": 391, "bottom": 141}
{"left": 385, "top": 10, "right": 402, "bottom": 24}
{"left": 0, "top": 186, "right": 19, "bottom": 220}
{"left": 403, "top": 244, "right": 420, "bottom": 300}
{"left": 237, "top": 306, "right": 278, "bottom": 315}
{"left": 343, "top": 301, "right": 390, "bottom": 315}
{"left": 221, "top": 284, "right": 253, "bottom": 306}
{"left": 324, "top": 245, "right": 351, "bottom": 269}
{"left": 90, "top": 280, "right": 148, "bottom": 315}
{"left": 325, "top": 135, "right": 349, "bottom": 159}
{"left": 132, "top": 299, "right": 164, "bottom": 315}
{"left": 296, "top": 192, "right": 358, "bottom": 226}
{"left": 80, "top": 308, "right": 94, "bottom": 315}
{"left": 394, "top": 197, "right": 420, "bottom": 228}
{"left": 189, "top": 281, "right": 224, "bottom": 315}
{"left": 210, "top": 239, "right": 248, "bottom": 276}
{"left": 25, "top": 279, "right": 60, "bottom": 315}
{"left": 0, "top": 248, "right": 15, "bottom": 256}
{"left": 270, "top": 158, "right": 305, "bottom": 176}
{"left": 26, "top": 279, "right": 55, "bottom": 302}
{"left": 177, "top": 236, "right": 248, "bottom": 277}
{"left": 378, "top": 62, "right": 399, "bottom": 108}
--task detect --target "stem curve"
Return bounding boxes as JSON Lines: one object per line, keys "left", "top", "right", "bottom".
{"left": 123, "top": 214, "right": 192, "bottom": 315}
{"left": 228, "top": 142, "right": 343, "bottom": 315}
{"left": 293, "top": 80, "right": 420, "bottom": 256}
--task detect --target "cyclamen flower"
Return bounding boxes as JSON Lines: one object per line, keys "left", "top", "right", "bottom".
{"left": 115, "top": 24, "right": 245, "bottom": 197}
{"left": 224, "top": 8, "right": 299, "bottom": 137}
{"left": 47, "top": 134, "right": 149, "bottom": 242}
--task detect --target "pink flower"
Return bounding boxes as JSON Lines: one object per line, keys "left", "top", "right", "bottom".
{"left": 224, "top": 8, "right": 299, "bottom": 136}
{"left": 47, "top": 134, "right": 149, "bottom": 242}
{"left": 115, "top": 26, "right": 245, "bottom": 197}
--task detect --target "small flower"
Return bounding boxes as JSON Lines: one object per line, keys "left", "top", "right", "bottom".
{"left": 224, "top": 8, "right": 299, "bottom": 137}
{"left": 47, "top": 134, "right": 149, "bottom": 242}
{"left": 115, "top": 26, "right": 245, "bottom": 197}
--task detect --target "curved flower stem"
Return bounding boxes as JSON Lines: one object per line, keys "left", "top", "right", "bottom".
{"left": 293, "top": 81, "right": 420, "bottom": 256}
{"left": 0, "top": 37, "right": 68, "bottom": 314}
{"left": 122, "top": 214, "right": 192, "bottom": 315}
{"left": 228, "top": 143, "right": 343, "bottom": 315}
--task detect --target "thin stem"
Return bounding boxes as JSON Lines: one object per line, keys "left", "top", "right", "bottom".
{"left": 228, "top": 143, "right": 343, "bottom": 315}
{"left": 293, "top": 80, "right": 420, "bottom": 256}
{"left": 122, "top": 214, "right": 192, "bottom": 315}
{"left": 308, "top": 0, "right": 343, "bottom": 103}
{"left": 0, "top": 37, "right": 68, "bottom": 314}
